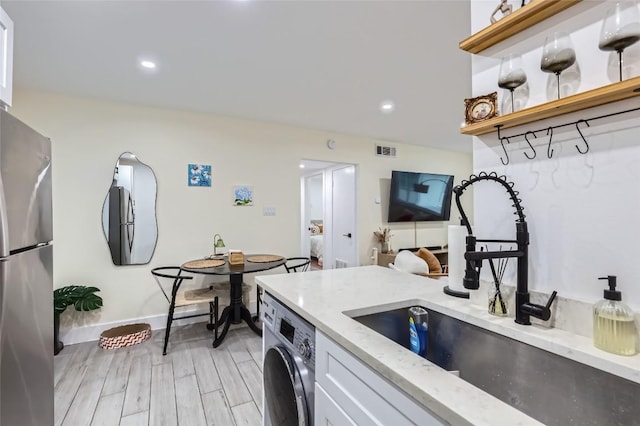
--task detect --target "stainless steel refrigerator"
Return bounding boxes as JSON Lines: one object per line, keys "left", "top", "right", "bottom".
{"left": 108, "top": 185, "right": 134, "bottom": 265}
{"left": 0, "top": 109, "right": 53, "bottom": 425}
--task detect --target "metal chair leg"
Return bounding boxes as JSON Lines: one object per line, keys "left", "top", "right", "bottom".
{"left": 206, "top": 300, "right": 216, "bottom": 331}
{"left": 163, "top": 303, "right": 175, "bottom": 356}
{"left": 152, "top": 268, "right": 199, "bottom": 356}
{"left": 163, "top": 276, "right": 183, "bottom": 356}
{"left": 214, "top": 296, "right": 219, "bottom": 340}
{"left": 253, "top": 285, "right": 262, "bottom": 322}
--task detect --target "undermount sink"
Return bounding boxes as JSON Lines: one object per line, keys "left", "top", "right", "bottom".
{"left": 350, "top": 305, "right": 640, "bottom": 426}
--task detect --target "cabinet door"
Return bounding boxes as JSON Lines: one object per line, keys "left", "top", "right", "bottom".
{"left": 0, "top": 6, "right": 14, "bottom": 107}
{"left": 316, "top": 331, "right": 445, "bottom": 425}
{"left": 314, "top": 383, "right": 357, "bottom": 426}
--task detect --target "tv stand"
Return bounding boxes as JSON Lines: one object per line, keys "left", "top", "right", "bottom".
{"left": 377, "top": 248, "right": 448, "bottom": 269}
{"left": 403, "top": 245, "right": 444, "bottom": 252}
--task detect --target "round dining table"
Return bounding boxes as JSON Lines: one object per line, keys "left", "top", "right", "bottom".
{"left": 181, "top": 254, "right": 286, "bottom": 347}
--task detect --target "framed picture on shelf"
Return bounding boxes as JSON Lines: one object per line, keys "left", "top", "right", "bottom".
{"left": 464, "top": 92, "right": 498, "bottom": 125}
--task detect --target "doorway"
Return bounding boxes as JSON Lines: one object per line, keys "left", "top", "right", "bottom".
{"left": 300, "top": 160, "right": 358, "bottom": 270}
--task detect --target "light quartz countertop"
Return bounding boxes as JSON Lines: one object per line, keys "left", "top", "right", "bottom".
{"left": 255, "top": 265, "right": 640, "bottom": 426}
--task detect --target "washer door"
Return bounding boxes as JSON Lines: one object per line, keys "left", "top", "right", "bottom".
{"left": 264, "top": 345, "right": 309, "bottom": 426}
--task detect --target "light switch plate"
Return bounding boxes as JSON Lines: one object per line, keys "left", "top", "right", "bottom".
{"left": 263, "top": 207, "right": 276, "bottom": 216}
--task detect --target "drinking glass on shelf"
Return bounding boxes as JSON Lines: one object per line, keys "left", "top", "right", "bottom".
{"left": 540, "top": 31, "right": 576, "bottom": 99}
{"left": 498, "top": 54, "right": 527, "bottom": 113}
{"left": 599, "top": 1, "right": 640, "bottom": 82}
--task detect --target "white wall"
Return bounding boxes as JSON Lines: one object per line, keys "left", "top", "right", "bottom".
{"left": 11, "top": 89, "right": 472, "bottom": 328}
{"left": 470, "top": 1, "right": 640, "bottom": 309}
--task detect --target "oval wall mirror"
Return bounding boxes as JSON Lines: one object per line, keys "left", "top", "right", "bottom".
{"left": 102, "top": 152, "right": 158, "bottom": 265}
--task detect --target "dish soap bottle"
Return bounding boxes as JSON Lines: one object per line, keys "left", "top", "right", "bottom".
{"left": 593, "top": 276, "right": 637, "bottom": 356}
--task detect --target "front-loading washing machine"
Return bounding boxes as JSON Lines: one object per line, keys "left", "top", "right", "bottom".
{"left": 262, "top": 292, "right": 315, "bottom": 426}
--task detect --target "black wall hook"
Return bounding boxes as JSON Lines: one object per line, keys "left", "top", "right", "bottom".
{"left": 575, "top": 119, "right": 590, "bottom": 154}
{"left": 546, "top": 127, "right": 554, "bottom": 159}
{"left": 490, "top": 105, "right": 640, "bottom": 165}
{"left": 500, "top": 137, "right": 510, "bottom": 165}
{"left": 523, "top": 131, "right": 537, "bottom": 159}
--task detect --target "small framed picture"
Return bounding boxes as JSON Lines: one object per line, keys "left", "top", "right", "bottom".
{"left": 464, "top": 92, "right": 498, "bottom": 125}
{"left": 233, "top": 185, "right": 254, "bottom": 206}
{"left": 188, "top": 164, "right": 212, "bottom": 187}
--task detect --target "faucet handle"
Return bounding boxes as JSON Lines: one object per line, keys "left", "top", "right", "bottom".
{"left": 545, "top": 291, "right": 558, "bottom": 310}
{"left": 521, "top": 290, "right": 557, "bottom": 322}
{"left": 535, "top": 290, "right": 558, "bottom": 321}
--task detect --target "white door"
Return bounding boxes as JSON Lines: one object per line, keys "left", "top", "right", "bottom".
{"left": 330, "top": 165, "right": 357, "bottom": 268}
{"left": 299, "top": 160, "right": 357, "bottom": 270}
{"left": 0, "top": 7, "right": 14, "bottom": 107}
{"left": 301, "top": 173, "right": 324, "bottom": 266}
{"left": 301, "top": 175, "right": 311, "bottom": 261}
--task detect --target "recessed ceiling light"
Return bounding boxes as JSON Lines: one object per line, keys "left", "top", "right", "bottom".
{"left": 140, "top": 60, "right": 157, "bottom": 69}
{"left": 379, "top": 100, "right": 395, "bottom": 114}
{"left": 299, "top": 164, "right": 305, "bottom": 169}
{"left": 137, "top": 57, "right": 159, "bottom": 75}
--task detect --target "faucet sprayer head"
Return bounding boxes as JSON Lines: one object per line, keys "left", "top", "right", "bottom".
{"left": 453, "top": 171, "right": 526, "bottom": 225}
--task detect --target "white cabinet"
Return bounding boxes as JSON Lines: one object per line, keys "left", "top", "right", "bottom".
{"left": 315, "top": 331, "right": 445, "bottom": 426}
{"left": 315, "top": 383, "right": 357, "bottom": 426}
{"left": 0, "top": 6, "right": 14, "bottom": 107}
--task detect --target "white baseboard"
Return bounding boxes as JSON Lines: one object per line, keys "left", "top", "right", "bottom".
{"left": 59, "top": 301, "right": 258, "bottom": 346}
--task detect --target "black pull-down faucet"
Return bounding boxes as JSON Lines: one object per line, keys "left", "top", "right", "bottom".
{"left": 453, "top": 172, "right": 557, "bottom": 325}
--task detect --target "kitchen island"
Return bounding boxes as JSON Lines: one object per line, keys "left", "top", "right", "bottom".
{"left": 256, "top": 265, "right": 640, "bottom": 425}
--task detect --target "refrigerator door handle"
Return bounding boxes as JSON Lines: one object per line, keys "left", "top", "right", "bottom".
{"left": 127, "top": 194, "right": 135, "bottom": 251}
{"left": 0, "top": 171, "right": 9, "bottom": 257}
{"left": 0, "top": 253, "right": 6, "bottom": 417}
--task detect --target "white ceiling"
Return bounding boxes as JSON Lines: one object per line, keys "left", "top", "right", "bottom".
{"left": 3, "top": 0, "right": 472, "bottom": 153}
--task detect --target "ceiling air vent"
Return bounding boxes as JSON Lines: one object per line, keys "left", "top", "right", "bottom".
{"left": 375, "top": 144, "right": 396, "bottom": 158}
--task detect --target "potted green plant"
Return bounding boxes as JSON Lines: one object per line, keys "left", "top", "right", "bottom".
{"left": 53, "top": 285, "right": 103, "bottom": 355}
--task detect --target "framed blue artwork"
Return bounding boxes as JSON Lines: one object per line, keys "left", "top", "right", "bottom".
{"left": 233, "top": 185, "right": 254, "bottom": 206}
{"left": 188, "top": 164, "right": 211, "bottom": 187}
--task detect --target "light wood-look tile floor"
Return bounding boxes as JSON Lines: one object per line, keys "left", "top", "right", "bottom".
{"left": 55, "top": 323, "right": 263, "bottom": 426}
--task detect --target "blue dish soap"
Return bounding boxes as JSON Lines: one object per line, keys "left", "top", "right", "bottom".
{"left": 409, "top": 307, "right": 428, "bottom": 357}
{"left": 409, "top": 317, "right": 420, "bottom": 354}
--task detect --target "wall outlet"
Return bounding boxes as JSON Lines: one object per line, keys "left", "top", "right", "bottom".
{"left": 263, "top": 207, "right": 276, "bottom": 216}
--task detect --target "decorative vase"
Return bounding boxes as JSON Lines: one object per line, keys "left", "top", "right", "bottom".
{"left": 381, "top": 241, "right": 390, "bottom": 253}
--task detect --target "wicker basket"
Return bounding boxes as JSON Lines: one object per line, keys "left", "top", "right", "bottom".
{"left": 99, "top": 323, "right": 151, "bottom": 349}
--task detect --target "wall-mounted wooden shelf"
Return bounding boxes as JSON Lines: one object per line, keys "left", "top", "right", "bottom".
{"left": 460, "top": 77, "right": 640, "bottom": 136}
{"left": 459, "top": 0, "right": 582, "bottom": 54}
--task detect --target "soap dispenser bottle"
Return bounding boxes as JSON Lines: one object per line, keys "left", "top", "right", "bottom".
{"left": 593, "top": 276, "right": 637, "bottom": 356}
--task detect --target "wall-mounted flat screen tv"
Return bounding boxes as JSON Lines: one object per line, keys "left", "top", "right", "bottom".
{"left": 387, "top": 170, "right": 454, "bottom": 222}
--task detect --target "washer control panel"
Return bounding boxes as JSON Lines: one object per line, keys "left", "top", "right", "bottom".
{"left": 297, "top": 338, "right": 313, "bottom": 361}
{"left": 264, "top": 293, "right": 315, "bottom": 368}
